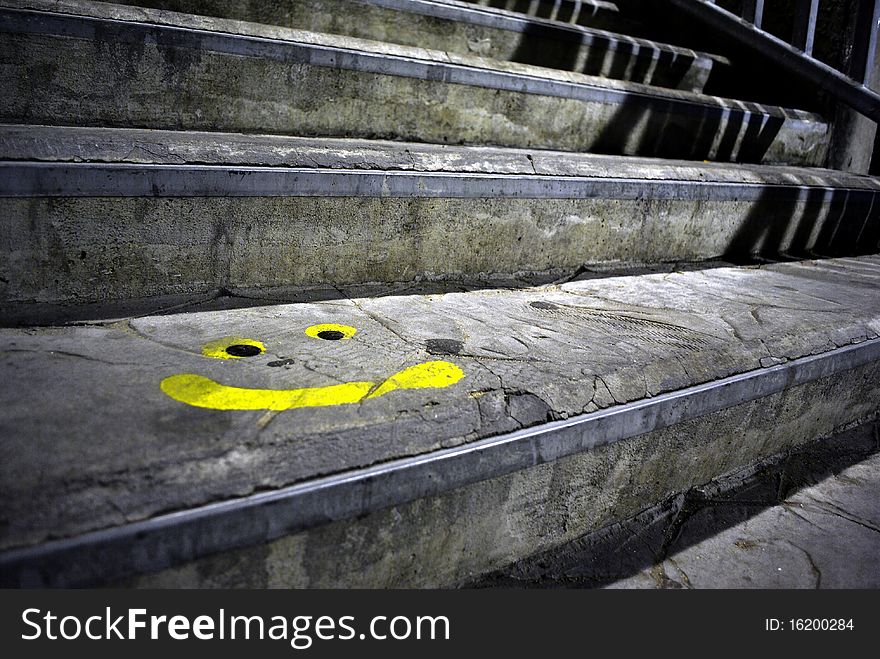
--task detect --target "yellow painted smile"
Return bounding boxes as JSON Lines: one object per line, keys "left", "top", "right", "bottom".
{"left": 162, "top": 360, "right": 464, "bottom": 411}
{"left": 160, "top": 325, "right": 465, "bottom": 411}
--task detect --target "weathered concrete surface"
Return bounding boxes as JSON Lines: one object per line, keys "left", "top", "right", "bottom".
{"left": 0, "top": 0, "right": 827, "bottom": 164}
{"left": 6, "top": 191, "right": 877, "bottom": 313}
{"left": 2, "top": 127, "right": 877, "bottom": 315}
{"left": 607, "top": 456, "right": 880, "bottom": 589}
{"left": 0, "top": 124, "right": 856, "bottom": 184}
{"left": 609, "top": 440, "right": 880, "bottom": 588}
{"left": 112, "top": 0, "right": 726, "bottom": 92}
{"left": 469, "top": 416, "right": 880, "bottom": 588}
{"left": 2, "top": 256, "right": 880, "bottom": 573}
{"left": 464, "top": 0, "right": 637, "bottom": 34}
{"left": 123, "top": 380, "right": 880, "bottom": 588}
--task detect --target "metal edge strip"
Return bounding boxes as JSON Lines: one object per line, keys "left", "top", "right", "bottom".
{"left": 2, "top": 337, "right": 879, "bottom": 586}
{"left": 0, "top": 7, "right": 813, "bottom": 122}
{"left": 2, "top": 162, "right": 878, "bottom": 201}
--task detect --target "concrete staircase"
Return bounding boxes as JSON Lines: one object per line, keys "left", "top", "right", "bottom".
{"left": 1, "top": 0, "right": 878, "bottom": 587}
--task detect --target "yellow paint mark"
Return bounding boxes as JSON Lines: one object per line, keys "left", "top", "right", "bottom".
{"left": 201, "top": 336, "right": 265, "bottom": 360}
{"left": 305, "top": 323, "right": 357, "bottom": 340}
{"left": 161, "top": 360, "right": 465, "bottom": 411}
{"left": 365, "top": 361, "right": 464, "bottom": 399}
{"left": 161, "top": 374, "right": 373, "bottom": 410}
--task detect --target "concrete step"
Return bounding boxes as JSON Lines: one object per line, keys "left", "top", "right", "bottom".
{"left": 1, "top": 255, "right": 879, "bottom": 586}
{"left": 110, "top": 0, "right": 729, "bottom": 93}
{"left": 0, "top": 0, "right": 826, "bottom": 164}
{"left": 2, "top": 125, "right": 878, "bottom": 320}
{"left": 463, "top": 0, "right": 640, "bottom": 34}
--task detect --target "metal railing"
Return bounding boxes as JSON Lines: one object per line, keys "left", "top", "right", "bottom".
{"left": 669, "top": 0, "right": 880, "bottom": 123}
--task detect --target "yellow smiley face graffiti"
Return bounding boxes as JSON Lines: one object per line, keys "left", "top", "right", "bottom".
{"left": 160, "top": 323, "right": 464, "bottom": 411}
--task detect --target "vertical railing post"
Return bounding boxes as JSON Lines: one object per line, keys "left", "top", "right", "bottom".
{"left": 742, "top": 0, "right": 765, "bottom": 29}
{"left": 867, "top": 0, "right": 880, "bottom": 88}
{"left": 850, "top": 0, "right": 880, "bottom": 87}
{"left": 792, "top": 0, "right": 820, "bottom": 55}
{"left": 827, "top": 0, "right": 880, "bottom": 172}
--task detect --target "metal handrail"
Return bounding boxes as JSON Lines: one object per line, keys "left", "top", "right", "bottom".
{"left": 668, "top": 0, "right": 880, "bottom": 123}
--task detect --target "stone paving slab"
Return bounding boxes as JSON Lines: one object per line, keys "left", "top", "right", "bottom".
{"left": 465, "top": 416, "right": 880, "bottom": 589}
{"left": 607, "top": 448, "right": 880, "bottom": 589}
{"left": 2, "top": 255, "right": 880, "bottom": 554}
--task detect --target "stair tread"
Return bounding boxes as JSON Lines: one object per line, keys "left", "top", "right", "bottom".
{"left": 122, "top": 0, "right": 731, "bottom": 64}
{"left": 2, "top": 124, "right": 869, "bottom": 187}
{"left": 0, "top": 0, "right": 828, "bottom": 165}
{"left": 110, "top": 0, "right": 730, "bottom": 93}
{"left": 2, "top": 255, "right": 880, "bottom": 555}
{"left": 0, "top": 0, "right": 809, "bottom": 118}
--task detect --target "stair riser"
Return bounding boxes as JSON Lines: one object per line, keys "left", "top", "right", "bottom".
{"left": 0, "top": 9, "right": 826, "bottom": 164}
{"left": 113, "top": 0, "right": 719, "bottom": 92}
{"left": 3, "top": 168, "right": 878, "bottom": 310}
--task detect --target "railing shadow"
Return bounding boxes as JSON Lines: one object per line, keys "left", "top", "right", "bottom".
{"left": 504, "top": 13, "right": 785, "bottom": 162}
{"left": 508, "top": 16, "right": 699, "bottom": 90}
{"left": 724, "top": 185, "right": 880, "bottom": 264}
{"left": 590, "top": 92, "right": 785, "bottom": 162}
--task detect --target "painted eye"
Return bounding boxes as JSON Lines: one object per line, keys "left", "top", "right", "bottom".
{"left": 305, "top": 323, "right": 357, "bottom": 341}
{"left": 225, "top": 344, "right": 262, "bottom": 357}
{"left": 202, "top": 337, "right": 266, "bottom": 359}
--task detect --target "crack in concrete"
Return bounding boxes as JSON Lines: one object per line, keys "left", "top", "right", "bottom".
{"left": 748, "top": 306, "right": 763, "bottom": 327}
{"left": 550, "top": 265, "right": 590, "bottom": 286}
{"left": 471, "top": 394, "right": 486, "bottom": 431}
{"left": 796, "top": 495, "right": 880, "bottom": 535}
{"left": 583, "top": 376, "right": 600, "bottom": 412}
{"left": 343, "top": 295, "right": 421, "bottom": 352}
{"left": 508, "top": 335, "right": 532, "bottom": 353}
{"left": 665, "top": 556, "right": 693, "bottom": 589}
{"left": 123, "top": 143, "right": 186, "bottom": 165}
{"left": 781, "top": 539, "right": 822, "bottom": 589}
{"left": 457, "top": 352, "right": 549, "bottom": 364}
{"left": 679, "top": 282, "right": 844, "bottom": 313}
{"left": 649, "top": 564, "right": 684, "bottom": 589}
{"left": 593, "top": 374, "right": 620, "bottom": 405}
{"left": 256, "top": 410, "right": 281, "bottom": 431}
{"left": 781, "top": 502, "right": 829, "bottom": 533}
{"left": 288, "top": 360, "right": 349, "bottom": 385}
{"left": 471, "top": 358, "right": 506, "bottom": 392}
{"left": 1, "top": 348, "right": 141, "bottom": 367}
{"left": 720, "top": 318, "right": 746, "bottom": 346}
{"left": 125, "top": 321, "right": 206, "bottom": 358}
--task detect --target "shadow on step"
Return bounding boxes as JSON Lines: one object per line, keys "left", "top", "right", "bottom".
{"left": 502, "top": 13, "right": 791, "bottom": 163}
{"left": 724, "top": 185, "right": 880, "bottom": 264}
{"left": 466, "top": 417, "right": 880, "bottom": 588}
{"left": 591, "top": 88, "right": 785, "bottom": 162}
{"left": 480, "top": 0, "right": 644, "bottom": 35}
{"left": 508, "top": 20, "right": 696, "bottom": 90}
